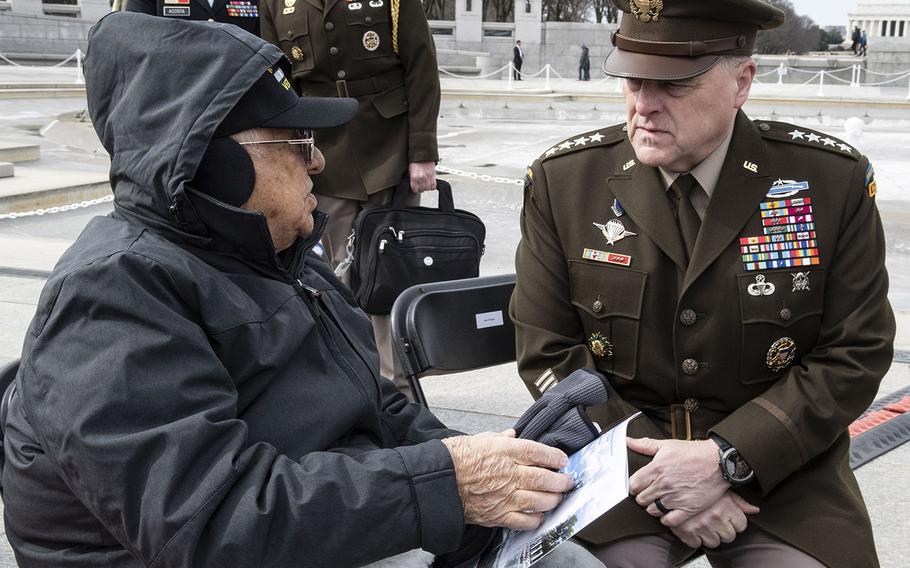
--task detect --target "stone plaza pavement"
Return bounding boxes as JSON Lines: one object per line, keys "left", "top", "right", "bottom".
{"left": 0, "top": 74, "right": 908, "bottom": 566}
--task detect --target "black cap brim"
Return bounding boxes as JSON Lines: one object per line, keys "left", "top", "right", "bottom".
{"left": 261, "top": 96, "right": 358, "bottom": 130}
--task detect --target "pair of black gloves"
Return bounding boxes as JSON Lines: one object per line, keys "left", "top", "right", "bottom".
{"left": 433, "top": 369, "right": 610, "bottom": 568}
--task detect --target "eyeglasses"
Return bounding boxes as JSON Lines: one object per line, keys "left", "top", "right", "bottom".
{"left": 238, "top": 129, "right": 315, "bottom": 164}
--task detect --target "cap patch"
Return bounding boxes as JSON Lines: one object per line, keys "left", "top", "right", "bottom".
{"left": 630, "top": 0, "right": 663, "bottom": 22}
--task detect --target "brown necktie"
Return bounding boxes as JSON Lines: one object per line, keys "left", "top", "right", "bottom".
{"left": 669, "top": 174, "right": 702, "bottom": 261}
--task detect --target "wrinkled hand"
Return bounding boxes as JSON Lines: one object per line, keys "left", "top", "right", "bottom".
{"left": 408, "top": 162, "right": 437, "bottom": 193}
{"left": 627, "top": 437, "right": 729, "bottom": 527}
{"left": 669, "top": 492, "right": 760, "bottom": 549}
{"left": 443, "top": 429, "right": 573, "bottom": 531}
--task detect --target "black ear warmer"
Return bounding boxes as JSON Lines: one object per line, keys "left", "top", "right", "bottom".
{"left": 190, "top": 137, "right": 256, "bottom": 207}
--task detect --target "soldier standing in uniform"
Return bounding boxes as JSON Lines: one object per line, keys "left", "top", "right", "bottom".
{"left": 259, "top": 0, "right": 439, "bottom": 399}
{"left": 126, "top": 0, "right": 260, "bottom": 35}
{"left": 511, "top": 1, "right": 894, "bottom": 567}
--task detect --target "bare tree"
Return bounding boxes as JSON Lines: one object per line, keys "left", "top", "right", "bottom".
{"left": 485, "top": 0, "right": 514, "bottom": 22}
{"left": 422, "top": 0, "right": 454, "bottom": 20}
{"left": 755, "top": 0, "right": 822, "bottom": 54}
{"left": 543, "top": 0, "right": 587, "bottom": 22}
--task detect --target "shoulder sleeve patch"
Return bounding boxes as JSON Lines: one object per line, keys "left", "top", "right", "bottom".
{"left": 523, "top": 166, "right": 533, "bottom": 190}
{"left": 866, "top": 163, "right": 877, "bottom": 198}
{"left": 755, "top": 121, "right": 860, "bottom": 161}
{"left": 539, "top": 123, "right": 626, "bottom": 163}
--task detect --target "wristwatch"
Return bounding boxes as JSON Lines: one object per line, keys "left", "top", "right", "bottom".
{"left": 708, "top": 433, "right": 755, "bottom": 486}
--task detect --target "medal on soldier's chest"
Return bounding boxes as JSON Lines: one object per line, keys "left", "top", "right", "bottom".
{"left": 587, "top": 332, "right": 613, "bottom": 360}
{"left": 766, "top": 337, "right": 796, "bottom": 372}
{"left": 362, "top": 30, "right": 380, "bottom": 51}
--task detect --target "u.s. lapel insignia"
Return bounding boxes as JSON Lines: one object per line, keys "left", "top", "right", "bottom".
{"left": 743, "top": 160, "right": 758, "bottom": 173}
{"left": 792, "top": 271, "right": 810, "bottom": 292}
{"left": 283, "top": 5, "right": 295, "bottom": 13}
{"left": 767, "top": 337, "right": 796, "bottom": 372}
{"left": 362, "top": 31, "right": 380, "bottom": 51}
{"left": 622, "top": 159, "right": 635, "bottom": 171}
{"left": 611, "top": 199, "right": 625, "bottom": 217}
{"left": 747, "top": 274, "right": 775, "bottom": 297}
{"left": 767, "top": 179, "right": 809, "bottom": 199}
{"left": 593, "top": 219, "right": 636, "bottom": 246}
{"left": 587, "top": 332, "right": 613, "bottom": 359}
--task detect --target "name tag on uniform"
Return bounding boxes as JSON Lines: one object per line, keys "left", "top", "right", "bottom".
{"left": 162, "top": 5, "right": 191, "bottom": 16}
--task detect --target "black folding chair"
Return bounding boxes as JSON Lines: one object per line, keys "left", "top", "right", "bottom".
{"left": 0, "top": 358, "right": 20, "bottom": 496}
{"left": 390, "top": 274, "right": 517, "bottom": 408}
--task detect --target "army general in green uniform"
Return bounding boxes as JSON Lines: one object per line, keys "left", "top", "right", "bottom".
{"left": 510, "top": 1, "right": 894, "bottom": 567}
{"left": 259, "top": 0, "right": 440, "bottom": 394}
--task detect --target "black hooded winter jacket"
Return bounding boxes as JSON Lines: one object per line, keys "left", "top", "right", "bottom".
{"left": 2, "top": 13, "right": 466, "bottom": 567}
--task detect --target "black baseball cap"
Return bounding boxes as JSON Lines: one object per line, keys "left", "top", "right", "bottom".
{"left": 215, "top": 65, "right": 357, "bottom": 136}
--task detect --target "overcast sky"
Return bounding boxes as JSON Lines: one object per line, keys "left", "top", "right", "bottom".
{"left": 794, "top": 0, "right": 910, "bottom": 27}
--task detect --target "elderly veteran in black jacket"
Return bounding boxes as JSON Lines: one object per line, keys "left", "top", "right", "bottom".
{"left": 1, "top": 13, "right": 606, "bottom": 568}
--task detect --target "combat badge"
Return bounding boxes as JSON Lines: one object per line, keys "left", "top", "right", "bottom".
{"left": 766, "top": 179, "right": 809, "bottom": 199}
{"left": 630, "top": 0, "right": 662, "bottom": 22}
{"left": 362, "top": 31, "right": 380, "bottom": 51}
{"left": 766, "top": 337, "right": 796, "bottom": 372}
{"left": 866, "top": 163, "right": 877, "bottom": 198}
{"left": 747, "top": 274, "right": 775, "bottom": 297}
{"left": 587, "top": 332, "right": 613, "bottom": 360}
{"left": 593, "top": 219, "right": 636, "bottom": 246}
{"left": 792, "top": 271, "right": 810, "bottom": 292}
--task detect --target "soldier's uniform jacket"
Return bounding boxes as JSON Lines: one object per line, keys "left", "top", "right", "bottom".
{"left": 260, "top": 0, "right": 440, "bottom": 200}
{"left": 510, "top": 111, "right": 894, "bottom": 568}
{"left": 126, "top": 0, "right": 260, "bottom": 35}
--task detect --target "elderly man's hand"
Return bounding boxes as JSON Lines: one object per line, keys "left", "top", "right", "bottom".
{"left": 627, "top": 437, "right": 729, "bottom": 527}
{"left": 408, "top": 162, "right": 437, "bottom": 193}
{"left": 668, "top": 491, "right": 759, "bottom": 549}
{"left": 442, "top": 429, "right": 574, "bottom": 531}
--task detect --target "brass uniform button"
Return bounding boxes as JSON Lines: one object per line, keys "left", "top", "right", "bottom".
{"left": 780, "top": 308, "right": 792, "bottom": 321}
{"left": 758, "top": 123, "right": 771, "bottom": 131}
{"left": 682, "top": 358, "right": 699, "bottom": 375}
{"left": 684, "top": 398, "right": 700, "bottom": 412}
{"left": 329, "top": 46, "right": 339, "bottom": 55}
{"left": 337, "top": 70, "right": 346, "bottom": 79}
{"left": 593, "top": 299, "right": 603, "bottom": 313}
{"left": 679, "top": 309, "right": 697, "bottom": 326}
{"left": 325, "top": 22, "right": 335, "bottom": 31}
{"left": 291, "top": 46, "right": 305, "bottom": 61}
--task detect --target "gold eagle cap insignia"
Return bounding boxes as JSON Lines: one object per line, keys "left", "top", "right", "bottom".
{"left": 630, "top": 0, "right": 663, "bottom": 22}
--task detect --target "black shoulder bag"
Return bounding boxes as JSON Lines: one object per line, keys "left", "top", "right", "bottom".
{"left": 349, "top": 178, "right": 486, "bottom": 314}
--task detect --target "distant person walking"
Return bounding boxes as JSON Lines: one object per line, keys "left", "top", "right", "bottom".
{"left": 513, "top": 40, "right": 524, "bottom": 81}
{"left": 860, "top": 29, "right": 868, "bottom": 56}
{"left": 851, "top": 26, "right": 861, "bottom": 54}
{"left": 578, "top": 43, "right": 590, "bottom": 81}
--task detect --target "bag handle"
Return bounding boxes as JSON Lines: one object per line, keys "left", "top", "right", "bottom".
{"left": 392, "top": 176, "right": 455, "bottom": 212}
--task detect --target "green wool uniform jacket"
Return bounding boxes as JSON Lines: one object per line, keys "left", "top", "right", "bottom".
{"left": 260, "top": 0, "right": 440, "bottom": 200}
{"left": 510, "top": 111, "right": 894, "bottom": 567}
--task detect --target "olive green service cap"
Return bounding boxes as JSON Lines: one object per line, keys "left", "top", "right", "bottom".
{"left": 603, "top": 0, "right": 785, "bottom": 80}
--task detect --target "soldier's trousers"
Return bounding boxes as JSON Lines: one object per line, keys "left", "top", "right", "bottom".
{"left": 316, "top": 189, "right": 421, "bottom": 401}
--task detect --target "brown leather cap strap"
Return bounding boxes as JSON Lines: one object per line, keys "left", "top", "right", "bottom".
{"left": 612, "top": 31, "right": 747, "bottom": 57}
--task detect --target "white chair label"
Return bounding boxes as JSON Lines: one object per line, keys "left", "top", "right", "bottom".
{"left": 475, "top": 310, "right": 504, "bottom": 329}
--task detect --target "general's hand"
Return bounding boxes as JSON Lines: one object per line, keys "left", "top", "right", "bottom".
{"left": 669, "top": 491, "right": 759, "bottom": 549}
{"left": 627, "top": 437, "right": 729, "bottom": 527}
{"left": 442, "top": 429, "right": 573, "bottom": 531}
{"left": 408, "top": 162, "right": 437, "bottom": 193}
